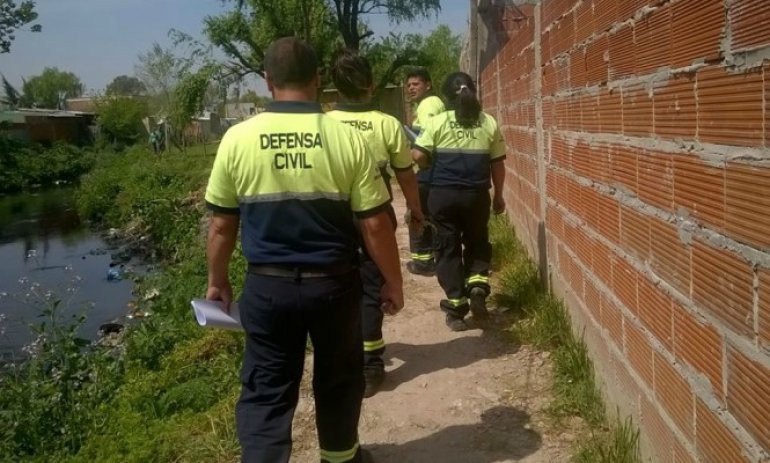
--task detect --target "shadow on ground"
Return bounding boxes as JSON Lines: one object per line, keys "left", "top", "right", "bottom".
{"left": 368, "top": 405, "right": 542, "bottom": 463}
{"left": 381, "top": 325, "right": 518, "bottom": 393}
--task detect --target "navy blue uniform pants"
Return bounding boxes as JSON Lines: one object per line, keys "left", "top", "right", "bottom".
{"left": 360, "top": 251, "right": 385, "bottom": 369}
{"left": 428, "top": 187, "right": 492, "bottom": 318}
{"left": 408, "top": 182, "right": 435, "bottom": 264}
{"left": 358, "top": 203, "right": 396, "bottom": 370}
{"left": 236, "top": 270, "right": 365, "bottom": 463}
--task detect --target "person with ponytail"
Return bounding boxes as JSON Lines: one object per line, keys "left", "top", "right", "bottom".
{"left": 327, "top": 49, "right": 424, "bottom": 397}
{"left": 411, "top": 72, "right": 506, "bottom": 332}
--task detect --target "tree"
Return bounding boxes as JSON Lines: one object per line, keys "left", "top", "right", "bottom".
{"left": 135, "top": 43, "right": 187, "bottom": 112}
{"left": 331, "top": 0, "right": 440, "bottom": 51}
{"left": 1, "top": 73, "right": 20, "bottom": 106}
{"left": 204, "top": 0, "right": 440, "bottom": 79}
{"left": 95, "top": 96, "right": 148, "bottom": 146}
{"left": 170, "top": 67, "right": 215, "bottom": 151}
{"left": 204, "top": 0, "right": 337, "bottom": 79}
{"left": 365, "top": 25, "right": 461, "bottom": 93}
{"left": 0, "top": 0, "right": 41, "bottom": 53}
{"left": 21, "top": 67, "right": 83, "bottom": 109}
{"left": 105, "top": 75, "right": 146, "bottom": 96}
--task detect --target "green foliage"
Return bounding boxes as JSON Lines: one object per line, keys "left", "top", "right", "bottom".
{"left": 95, "top": 96, "right": 149, "bottom": 147}
{"left": 0, "top": 291, "right": 124, "bottom": 459}
{"left": 204, "top": 0, "right": 338, "bottom": 78}
{"left": 489, "top": 215, "right": 640, "bottom": 460}
{"left": 2, "top": 72, "right": 20, "bottom": 106}
{"left": 0, "top": 138, "right": 95, "bottom": 193}
{"left": 135, "top": 43, "right": 188, "bottom": 113}
{"left": 573, "top": 415, "right": 641, "bottom": 463}
{"left": 1, "top": 144, "right": 250, "bottom": 462}
{"left": 21, "top": 67, "right": 83, "bottom": 109}
{"left": 205, "top": 0, "right": 442, "bottom": 80}
{"left": 364, "top": 25, "right": 462, "bottom": 93}
{"left": 170, "top": 67, "right": 213, "bottom": 149}
{"left": 105, "top": 75, "right": 146, "bottom": 96}
{"left": 0, "top": 0, "right": 40, "bottom": 53}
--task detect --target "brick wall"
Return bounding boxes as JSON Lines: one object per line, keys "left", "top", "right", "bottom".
{"left": 476, "top": 0, "right": 770, "bottom": 461}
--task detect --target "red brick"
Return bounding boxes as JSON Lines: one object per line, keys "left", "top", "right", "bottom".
{"left": 542, "top": 0, "right": 572, "bottom": 29}
{"left": 602, "top": 294, "right": 623, "bottom": 348}
{"left": 638, "top": 277, "right": 674, "bottom": 351}
{"left": 758, "top": 268, "right": 770, "bottom": 349}
{"left": 550, "top": 136, "right": 573, "bottom": 170}
{"left": 638, "top": 149, "right": 674, "bottom": 211}
{"left": 587, "top": 142, "right": 611, "bottom": 183}
{"left": 571, "top": 139, "right": 591, "bottom": 178}
{"left": 672, "top": 155, "right": 725, "bottom": 232}
{"left": 580, "top": 186, "right": 601, "bottom": 230}
{"left": 654, "top": 74, "right": 697, "bottom": 141}
{"left": 727, "top": 346, "right": 770, "bottom": 450}
{"left": 634, "top": 5, "right": 672, "bottom": 75}
{"left": 692, "top": 239, "right": 754, "bottom": 337}
{"left": 617, "top": 0, "right": 650, "bottom": 22}
{"left": 574, "top": 0, "right": 596, "bottom": 45}
{"left": 609, "top": 24, "right": 635, "bottom": 80}
{"left": 585, "top": 278, "right": 602, "bottom": 322}
{"left": 594, "top": 0, "right": 618, "bottom": 34}
{"left": 625, "top": 319, "right": 654, "bottom": 386}
{"left": 609, "top": 144, "right": 639, "bottom": 193}
{"left": 725, "top": 162, "right": 770, "bottom": 250}
{"left": 673, "top": 303, "right": 723, "bottom": 396}
{"left": 542, "top": 63, "right": 556, "bottom": 97}
{"left": 551, "top": 13, "right": 575, "bottom": 59}
{"left": 696, "top": 399, "right": 751, "bottom": 463}
{"left": 613, "top": 257, "right": 639, "bottom": 314}
{"left": 546, "top": 169, "right": 566, "bottom": 205}
{"left": 654, "top": 353, "right": 695, "bottom": 441}
{"left": 596, "top": 192, "right": 620, "bottom": 244}
{"left": 580, "top": 93, "right": 600, "bottom": 132}
{"left": 673, "top": 439, "right": 696, "bottom": 463}
{"left": 558, "top": 244, "right": 571, "bottom": 282}
{"left": 620, "top": 206, "right": 650, "bottom": 261}
{"left": 670, "top": 0, "right": 723, "bottom": 68}
{"left": 542, "top": 26, "right": 554, "bottom": 65}
{"left": 570, "top": 47, "right": 587, "bottom": 89}
{"left": 585, "top": 36, "right": 608, "bottom": 86}
{"left": 697, "top": 66, "right": 764, "bottom": 147}
{"left": 622, "top": 85, "right": 654, "bottom": 137}
{"left": 649, "top": 219, "right": 691, "bottom": 296}
{"left": 731, "top": 0, "right": 770, "bottom": 51}
{"left": 598, "top": 87, "right": 622, "bottom": 135}
{"left": 640, "top": 395, "right": 676, "bottom": 462}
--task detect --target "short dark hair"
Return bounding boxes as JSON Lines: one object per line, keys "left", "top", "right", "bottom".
{"left": 331, "top": 49, "right": 373, "bottom": 101}
{"left": 405, "top": 67, "right": 432, "bottom": 84}
{"left": 264, "top": 37, "right": 319, "bottom": 88}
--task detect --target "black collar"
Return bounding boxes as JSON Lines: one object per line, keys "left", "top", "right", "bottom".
{"left": 265, "top": 101, "right": 323, "bottom": 113}
{"left": 334, "top": 102, "right": 378, "bottom": 112}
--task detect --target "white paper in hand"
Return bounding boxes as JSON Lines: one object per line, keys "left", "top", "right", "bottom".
{"left": 190, "top": 299, "right": 243, "bottom": 330}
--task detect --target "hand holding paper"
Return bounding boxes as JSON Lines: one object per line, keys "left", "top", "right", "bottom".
{"left": 191, "top": 298, "right": 243, "bottom": 330}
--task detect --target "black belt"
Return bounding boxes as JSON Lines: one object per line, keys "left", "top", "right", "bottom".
{"left": 247, "top": 263, "right": 355, "bottom": 278}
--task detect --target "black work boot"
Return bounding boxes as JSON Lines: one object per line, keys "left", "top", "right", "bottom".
{"left": 469, "top": 287, "right": 489, "bottom": 320}
{"left": 406, "top": 260, "right": 436, "bottom": 277}
{"left": 445, "top": 313, "right": 468, "bottom": 332}
{"left": 363, "top": 366, "right": 385, "bottom": 398}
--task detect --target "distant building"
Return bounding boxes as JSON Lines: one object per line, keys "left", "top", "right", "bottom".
{"left": 0, "top": 109, "right": 95, "bottom": 146}
{"left": 224, "top": 102, "right": 264, "bottom": 120}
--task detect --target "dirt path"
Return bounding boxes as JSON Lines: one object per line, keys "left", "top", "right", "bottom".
{"left": 291, "top": 193, "right": 577, "bottom": 462}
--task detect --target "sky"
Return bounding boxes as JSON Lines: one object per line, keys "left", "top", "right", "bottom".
{"left": 0, "top": 0, "right": 469, "bottom": 95}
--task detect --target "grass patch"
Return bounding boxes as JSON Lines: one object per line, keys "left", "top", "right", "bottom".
{"left": 489, "top": 215, "right": 640, "bottom": 462}
{"left": 0, "top": 144, "right": 248, "bottom": 462}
